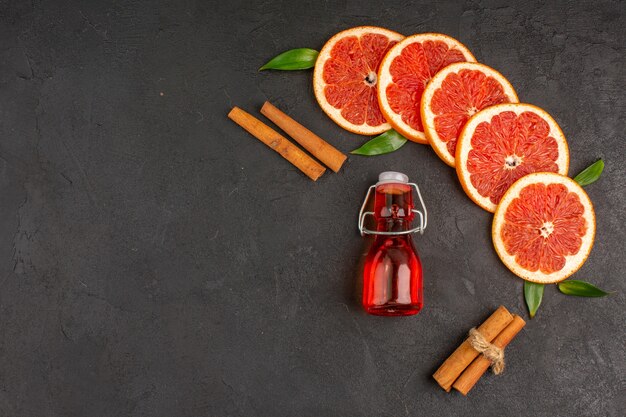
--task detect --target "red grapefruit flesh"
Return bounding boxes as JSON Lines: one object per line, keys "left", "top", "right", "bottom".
{"left": 493, "top": 173, "right": 595, "bottom": 283}
{"left": 313, "top": 26, "right": 404, "bottom": 135}
{"left": 421, "top": 62, "right": 519, "bottom": 166}
{"left": 377, "top": 34, "right": 476, "bottom": 143}
{"left": 457, "top": 103, "right": 569, "bottom": 212}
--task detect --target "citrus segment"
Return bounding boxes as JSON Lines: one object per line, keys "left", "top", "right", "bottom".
{"left": 456, "top": 103, "right": 569, "bottom": 212}
{"left": 492, "top": 173, "right": 595, "bottom": 284}
{"left": 421, "top": 62, "right": 518, "bottom": 166}
{"left": 313, "top": 26, "right": 404, "bottom": 135}
{"left": 377, "top": 34, "right": 476, "bottom": 143}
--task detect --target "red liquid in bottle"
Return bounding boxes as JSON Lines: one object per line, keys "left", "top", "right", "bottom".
{"left": 363, "top": 181, "right": 423, "bottom": 316}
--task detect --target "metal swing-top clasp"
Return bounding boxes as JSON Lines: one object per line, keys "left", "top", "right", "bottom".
{"left": 358, "top": 172, "right": 428, "bottom": 237}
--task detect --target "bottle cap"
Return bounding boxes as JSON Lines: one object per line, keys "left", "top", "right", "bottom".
{"left": 378, "top": 171, "right": 409, "bottom": 184}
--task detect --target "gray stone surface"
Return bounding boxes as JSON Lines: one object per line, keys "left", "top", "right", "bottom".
{"left": 1, "top": 0, "right": 624, "bottom": 415}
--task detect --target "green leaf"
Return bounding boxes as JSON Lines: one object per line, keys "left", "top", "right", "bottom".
{"left": 350, "top": 130, "right": 408, "bottom": 156}
{"left": 558, "top": 280, "right": 610, "bottom": 297}
{"left": 524, "top": 281, "right": 544, "bottom": 319}
{"left": 259, "top": 48, "right": 319, "bottom": 71}
{"left": 573, "top": 159, "right": 604, "bottom": 186}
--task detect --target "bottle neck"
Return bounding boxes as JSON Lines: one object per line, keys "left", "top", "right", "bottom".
{"left": 376, "top": 218, "right": 411, "bottom": 233}
{"left": 372, "top": 183, "right": 414, "bottom": 234}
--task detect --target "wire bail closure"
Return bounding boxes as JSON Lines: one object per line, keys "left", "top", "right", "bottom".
{"left": 358, "top": 182, "right": 428, "bottom": 237}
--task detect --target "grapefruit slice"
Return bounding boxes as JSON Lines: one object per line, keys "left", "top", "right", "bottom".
{"left": 493, "top": 173, "right": 595, "bottom": 283}
{"left": 457, "top": 103, "right": 569, "bottom": 212}
{"left": 313, "top": 26, "right": 404, "bottom": 135}
{"left": 421, "top": 62, "right": 519, "bottom": 166}
{"left": 377, "top": 33, "right": 476, "bottom": 144}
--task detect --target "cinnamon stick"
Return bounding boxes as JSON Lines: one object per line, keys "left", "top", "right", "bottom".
{"left": 452, "top": 315, "right": 526, "bottom": 395}
{"left": 433, "top": 305, "right": 514, "bottom": 392}
{"left": 228, "top": 107, "right": 326, "bottom": 181}
{"left": 260, "top": 101, "right": 347, "bottom": 173}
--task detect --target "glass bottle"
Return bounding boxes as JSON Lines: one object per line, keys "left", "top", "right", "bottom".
{"left": 358, "top": 172, "right": 427, "bottom": 316}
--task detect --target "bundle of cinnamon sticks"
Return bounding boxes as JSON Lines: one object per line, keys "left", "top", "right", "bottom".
{"left": 433, "top": 305, "right": 526, "bottom": 395}
{"left": 228, "top": 101, "right": 347, "bottom": 180}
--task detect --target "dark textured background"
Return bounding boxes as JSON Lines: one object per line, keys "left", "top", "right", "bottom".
{"left": 1, "top": 0, "right": 624, "bottom": 416}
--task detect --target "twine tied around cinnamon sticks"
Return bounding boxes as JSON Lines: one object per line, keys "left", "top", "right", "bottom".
{"left": 433, "top": 306, "right": 526, "bottom": 395}
{"left": 467, "top": 327, "right": 505, "bottom": 375}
